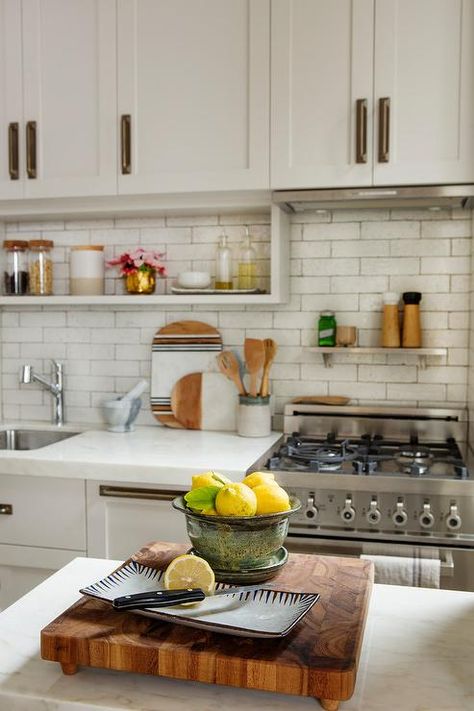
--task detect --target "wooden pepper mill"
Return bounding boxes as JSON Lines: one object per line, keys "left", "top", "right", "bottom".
{"left": 381, "top": 292, "right": 400, "bottom": 348}
{"left": 402, "top": 292, "right": 422, "bottom": 348}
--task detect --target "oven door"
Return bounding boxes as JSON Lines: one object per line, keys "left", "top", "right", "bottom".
{"left": 285, "top": 533, "right": 474, "bottom": 592}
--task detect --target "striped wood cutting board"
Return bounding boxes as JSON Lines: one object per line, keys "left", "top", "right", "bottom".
{"left": 150, "top": 321, "right": 223, "bottom": 427}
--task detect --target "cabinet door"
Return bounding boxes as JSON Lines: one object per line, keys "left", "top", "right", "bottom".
{"left": 0, "top": 544, "right": 83, "bottom": 610}
{"left": 87, "top": 483, "right": 189, "bottom": 560}
{"left": 271, "top": 0, "right": 374, "bottom": 189}
{"left": 117, "top": 0, "right": 269, "bottom": 194}
{"left": 0, "top": 0, "right": 23, "bottom": 198}
{"left": 373, "top": 0, "right": 474, "bottom": 185}
{"left": 21, "top": 0, "right": 117, "bottom": 198}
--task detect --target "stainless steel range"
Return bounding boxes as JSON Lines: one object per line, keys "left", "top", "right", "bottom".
{"left": 249, "top": 404, "right": 474, "bottom": 591}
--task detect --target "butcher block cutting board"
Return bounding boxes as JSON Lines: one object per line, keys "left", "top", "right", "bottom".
{"left": 41, "top": 541, "right": 374, "bottom": 711}
{"left": 171, "top": 371, "right": 237, "bottom": 430}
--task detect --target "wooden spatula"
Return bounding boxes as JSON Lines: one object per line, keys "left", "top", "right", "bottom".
{"left": 244, "top": 338, "right": 265, "bottom": 397}
{"left": 260, "top": 338, "right": 277, "bottom": 398}
{"left": 216, "top": 351, "right": 246, "bottom": 396}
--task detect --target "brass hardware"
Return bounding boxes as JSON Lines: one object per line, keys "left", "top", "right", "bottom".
{"left": 120, "top": 114, "right": 131, "bottom": 174}
{"left": 355, "top": 99, "right": 367, "bottom": 164}
{"left": 8, "top": 123, "right": 19, "bottom": 179}
{"left": 99, "top": 485, "right": 182, "bottom": 502}
{"left": 0, "top": 504, "right": 13, "bottom": 515}
{"left": 26, "top": 120, "right": 37, "bottom": 178}
{"left": 378, "top": 97, "right": 390, "bottom": 163}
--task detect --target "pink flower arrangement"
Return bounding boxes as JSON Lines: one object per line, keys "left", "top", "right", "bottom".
{"left": 106, "top": 248, "right": 166, "bottom": 277}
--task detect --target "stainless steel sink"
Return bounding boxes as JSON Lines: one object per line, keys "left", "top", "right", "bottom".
{"left": 0, "top": 429, "right": 80, "bottom": 451}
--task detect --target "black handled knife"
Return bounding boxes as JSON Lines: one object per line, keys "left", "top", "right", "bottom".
{"left": 112, "top": 584, "right": 269, "bottom": 610}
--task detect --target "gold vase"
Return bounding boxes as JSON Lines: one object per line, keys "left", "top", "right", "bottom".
{"left": 125, "top": 270, "right": 156, "bottom": 295}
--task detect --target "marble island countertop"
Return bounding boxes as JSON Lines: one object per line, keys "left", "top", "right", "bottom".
{"left": 0, "top": 422, "right": 282, "bottom": 486}
{"left": 0, "top": 556, "right": 473, "bottom": 711}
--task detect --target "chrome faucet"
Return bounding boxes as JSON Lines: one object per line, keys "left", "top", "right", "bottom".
{"left": 20, "top": 360, "right": 65, "bottom": 426}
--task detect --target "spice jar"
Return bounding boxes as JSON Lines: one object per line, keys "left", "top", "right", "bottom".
{"left": 318, "top": 311, "right": 337, "bottom": 346}
{"left": 28, "top": 239, "right": 53, "bottom": 295}
{"left": 70, "top": 245, "right": 105, "bottom": 295}
{"left": 402, "top": 292, "right": 422, "bottom": 348}
{"left": 3, "top": 240, "right": 29, "bottom": 295}
{"left": 381, "top": 292, "right": 400, "bottom": 348}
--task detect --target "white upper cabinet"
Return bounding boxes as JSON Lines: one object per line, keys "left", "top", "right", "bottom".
{"left": 117, "top": 0, "right": 270, "bottom": 194}
{"left": 271, "top": 0, "right": 374, "bottom": 189}
{"left": 271, "top": 0, "right": 474, "bottom": 190}
{"left": 373, "top": 0, "right": 474, "bottom": 185}
{"left": 21, "top": 0, "right": 117, "bottom": 198}
{"left": 0, "top": 1, "right": 23, "bottom": 199}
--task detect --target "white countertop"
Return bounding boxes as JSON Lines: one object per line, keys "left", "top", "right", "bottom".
{"left": 0, "top": 423, "right": 282, "bottom": 485}
{"left": 0, "top": 557, "right": 473, "bottom": 711}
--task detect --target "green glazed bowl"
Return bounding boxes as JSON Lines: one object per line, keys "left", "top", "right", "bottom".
{"left": 172, "top": 495, "right": 301, "bottom": 573}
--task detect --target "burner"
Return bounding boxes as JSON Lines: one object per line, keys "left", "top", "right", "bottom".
{"left": 352, "top": 458, "right": 379, "bottom": 475}
{"left": 396, "top": 444, "right": 434, "bottom": 475}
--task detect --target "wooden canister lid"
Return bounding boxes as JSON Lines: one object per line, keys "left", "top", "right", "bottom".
{"left": 70, "top": 245, "right": 104, "bottom": 251}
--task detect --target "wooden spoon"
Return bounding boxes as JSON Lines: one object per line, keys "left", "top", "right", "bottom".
{"left": 244, "top": 338, "right": 265, "bottom": 398}
{"left": 216, "top": 351, "right": 246, "bottom": 396}
{"left": 260, "top": 338, "right": 278, "bottom": 398}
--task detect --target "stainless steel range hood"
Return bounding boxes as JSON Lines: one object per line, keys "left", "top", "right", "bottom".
{"left": 273, "top": 184, "right": 474, "bottom": 212}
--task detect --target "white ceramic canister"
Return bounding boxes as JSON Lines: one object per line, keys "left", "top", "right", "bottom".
{"left": 70, "top": 245, "right": 105, "bottom": 295}
{"left": 237, "top": 395, "right": 271, "bottom": 437}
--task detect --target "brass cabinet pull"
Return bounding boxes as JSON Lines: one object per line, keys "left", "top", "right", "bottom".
{"left": 8, "top": 122, "right": 19, "bottom": 179}
{"left": 355, "top": 99, "right": 368, "bottom": 164}
{"left": 26, "top": 120, "right": 37, "bottom": 178}
{"left": 120, "top": 114, "right": 131, "bottom": 174}
{"left": 0, "top": 503, "right": 13, "bottom": 515}
{"left": 99, "top": 485, "right": 182, "bottom": 502}
{"left": 378, "top": 97, "right": 390, "bottom": 163}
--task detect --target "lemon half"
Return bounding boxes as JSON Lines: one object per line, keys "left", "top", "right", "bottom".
{"left": 163, "top": 554, "right": 215, "bottom": 594}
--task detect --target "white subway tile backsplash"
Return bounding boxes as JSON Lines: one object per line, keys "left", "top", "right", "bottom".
{"left": 361, "top": 221, "right": 420, "bottom": 240}
{"left": 421, "top": 220, "right": 471, "bottom": 238}
{"left": 1, "top": 207, "right": 471, "bottom": 425}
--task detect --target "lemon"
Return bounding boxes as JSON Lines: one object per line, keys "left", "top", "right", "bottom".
{"left": 215, "top": 482, "right": 257, "bottom": 516}
{"left": 242, "top": 471, "right": 277, "bottom": 489}
{"left": 191, "top": 471, "right": 230, "bottom": 490}
{"left": 253, "top": 483, "right": 291, "bottom": 515}
{"left": 163, "top": 554, "right": 215, "bottom": 594}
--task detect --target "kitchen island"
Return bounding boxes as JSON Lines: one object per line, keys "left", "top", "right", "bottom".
{"left": 0, "top": 557, "right": 472, "bottom": 711}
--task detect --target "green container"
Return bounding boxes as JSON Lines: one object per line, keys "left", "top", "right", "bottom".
{"left": 172, "top": 496, "right": 301, "bottom": 575}
{"left": 318, "top": 310, "right": 336, "bottom": 346}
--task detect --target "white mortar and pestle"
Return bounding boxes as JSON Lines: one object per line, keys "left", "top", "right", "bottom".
{"left": 102, "top": 380, "right": 148, "bottom": 432}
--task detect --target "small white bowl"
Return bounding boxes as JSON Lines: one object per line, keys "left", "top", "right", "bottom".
{"left": 177, "top": 271, "right": 211, "bottom": 289}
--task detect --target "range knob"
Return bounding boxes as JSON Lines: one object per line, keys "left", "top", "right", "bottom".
{"left": 392, "top": 499, "right": 408, "bottom": 527}
{"left": 419, "top": 502, "right": 435, "bottom": 529}
{"left": 366, "top": 498, "right": 381, "bottom": 525}
{"left": 446, "top": 503, "right": 462, "bottom": 531}
{"left": 341, "top": 496, "right": 356, "bottom": 523}
{"left": 304, "top": 494, "right": 319, "bottom": 521}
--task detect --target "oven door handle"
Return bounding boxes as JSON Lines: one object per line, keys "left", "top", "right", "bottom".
{"left": 440, "top": 550, "right": 454, "bottom": 576}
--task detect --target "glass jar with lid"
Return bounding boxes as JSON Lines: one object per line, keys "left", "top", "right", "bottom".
{"left": 28, "top": 239, "right": 54, "bottom": 295}
{"left": 3, "top": 240, "right": 29, "bottom": 295}
{"left": 318, "top": 311, "right": 337, "bottom": 346}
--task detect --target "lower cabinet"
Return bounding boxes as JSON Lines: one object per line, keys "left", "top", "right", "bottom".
{"left": 0, "top": 544, "right": 84, "bottom": 610}
{"left": 0, "top": 474, "right": 87, "bottom": 609}
{"left": 86, "top": 481, "right": 189, "bottom": 560}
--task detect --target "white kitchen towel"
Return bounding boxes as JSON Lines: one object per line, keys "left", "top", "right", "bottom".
{"left": 360, "top": 553, "right": 441, "bottom": 588}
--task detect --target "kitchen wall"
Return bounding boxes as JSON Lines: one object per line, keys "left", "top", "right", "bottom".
{"left": 0, "top": 207, "right": 471, "bottom": 429}
{"left": 468, "top": 210, "right": 474, "bottom": 451}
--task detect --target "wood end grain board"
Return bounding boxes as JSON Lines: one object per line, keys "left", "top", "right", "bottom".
{"left": 41, "top": 542, "right": 374, "bottom": 710}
